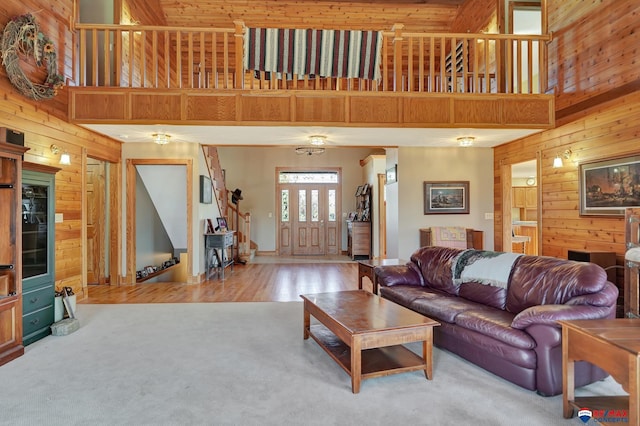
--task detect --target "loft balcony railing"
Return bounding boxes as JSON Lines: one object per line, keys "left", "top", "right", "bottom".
{"left": 73, "top": 22, "right": 551, "bottom": 95}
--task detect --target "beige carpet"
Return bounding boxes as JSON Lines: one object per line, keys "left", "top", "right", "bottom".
{"left": 0, "top": 302, "right": 625, "bottom": 425}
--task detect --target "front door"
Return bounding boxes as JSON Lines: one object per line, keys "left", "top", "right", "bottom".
{"left": 277, "top": 170, "right": 340, "bottom": 256}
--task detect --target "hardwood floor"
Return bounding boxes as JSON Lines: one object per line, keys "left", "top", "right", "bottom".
{"left": 81, "top": 261, "right": 371, "bottom": 303}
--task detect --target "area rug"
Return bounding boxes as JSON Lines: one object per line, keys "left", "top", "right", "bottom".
{"left": 0, "top": 302, "right": 624, "bottom": 425}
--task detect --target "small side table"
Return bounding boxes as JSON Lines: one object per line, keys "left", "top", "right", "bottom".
{"left": 357, "top": 258, "right": 406, "bottom": 294}
{"left": 560, "top": 319, "right": 640, "bottom": 425}
{"left": 204, "top": 231, "right": 235, "bottom": 280}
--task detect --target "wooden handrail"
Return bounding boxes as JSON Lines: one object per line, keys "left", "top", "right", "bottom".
{"left": 72, "top": 22, "right": 550, "bottom": 94}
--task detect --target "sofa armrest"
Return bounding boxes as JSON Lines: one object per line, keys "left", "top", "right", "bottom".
{"left": 374, "top": 264, "right": 423, "bottom": 288}
{"left": 511, "top": 304, "right": 616, "bottom": 330}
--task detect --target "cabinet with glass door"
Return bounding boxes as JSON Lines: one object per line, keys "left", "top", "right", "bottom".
{"left": 22, "top": 165, "right": 57, "bottom": 345}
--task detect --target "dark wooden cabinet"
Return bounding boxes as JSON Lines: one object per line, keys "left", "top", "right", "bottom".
{"left": 347, "top": 221, "right": 371, "bottom": 260}
{"left": 0, "top": 142, "right": 28, "bottom": 366}
{"left": 347, "top": 183, "right": 371, "bottom": 259}
{"left": 22, "top": 165, "right": 57, "bottom": 345}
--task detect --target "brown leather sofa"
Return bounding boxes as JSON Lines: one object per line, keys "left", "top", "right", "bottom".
{"left": 374, "top": 246, "right": 618, "bottom": 396}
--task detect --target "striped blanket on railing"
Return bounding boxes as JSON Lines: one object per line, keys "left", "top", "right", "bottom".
{"left": 243, "top": 28, "right": 382, "bottom": 81}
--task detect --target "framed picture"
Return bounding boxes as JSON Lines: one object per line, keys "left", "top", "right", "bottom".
{"left": 386, "top": 165, "right": 397, "bottom": 184}
{"left": 200, "top": 175, "right": 212, "bottom": 204}
{"left": 216, "top": 217, "right": 228, "bottom": 231}
{"left": 579, "top": 155, "right": 640, "bottom": 216}
{"left": 424, "top": 181, "right": 469, "bottom": 214}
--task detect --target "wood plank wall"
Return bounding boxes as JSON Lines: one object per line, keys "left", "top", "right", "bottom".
{"left": 121, "top": 0, "right": 166, "bottom": 26}
{"left": 451, "top": 0, "right": 496, "bottom": 33}
{"left": 0, "top": 0, "right": 122, "bottom": 299}
{"left": 0, "top": 1, "right": 75, "bottom": 120}
{"left": 494, "top": 0, "right": 640, "bottom": 295}
{"left": 548, "top": 0, "right": 640, "bottom": 117}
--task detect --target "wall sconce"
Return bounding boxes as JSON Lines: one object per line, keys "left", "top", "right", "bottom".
{"left": 152, "top": 133, "right": 171, "bottom": 145}
{"left": 457, "top": 136, "right": 475, "bottom": 147}
{"left": 552, "top": 149, "right": 572, "bottom": 168}
{"left": 50, "top": 144, "right": 71, "bottom": 165}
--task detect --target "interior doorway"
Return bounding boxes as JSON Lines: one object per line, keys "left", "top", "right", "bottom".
{"left": 125, "top": 159, "right": 193, "bottom": 284}
{"left": 507, "top": 158, "right": 540, "bottom": 255}
{"left": 378, "top": 173, "right": 386, "bottom": 258}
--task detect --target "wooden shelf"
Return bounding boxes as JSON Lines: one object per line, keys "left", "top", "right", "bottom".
{"left": 308, "top": 324, "right": 427, "bottom": 379}
{"left": 136, "top": 263, "right": 180, "bottom": 283}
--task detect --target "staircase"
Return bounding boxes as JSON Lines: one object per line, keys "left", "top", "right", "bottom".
{"left": 202, "top": 145, "right": 255, "bottom": 262}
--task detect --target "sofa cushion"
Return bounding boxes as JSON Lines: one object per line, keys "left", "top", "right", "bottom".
{"left": 436, "top": 322, "right": 537, "bottom": 369}
{"left": 410, "top": 246, "right": 465, "bottom": 295}
{"left": 506, "top": 255, "right": 609, "bottom": 314}
{"left": 409, "top": 293, "right": 483, "bottom": 324}
{"left": 454, "top": 309, "right": 535, "bottom": 350}
{"left": 379, "top": 284, "right": 434, "bottom": 307}
{"left": 458, "top": 282, "right": 507, "bottom": 310}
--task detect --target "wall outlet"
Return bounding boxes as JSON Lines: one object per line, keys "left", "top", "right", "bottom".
{"left": 55, "top": 213, "right": 64, "bottom": 223}
{"left": 484, "top": 212, "right": 494, "bottom": 220}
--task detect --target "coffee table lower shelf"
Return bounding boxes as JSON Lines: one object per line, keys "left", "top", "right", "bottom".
{"left": 308, "top": 324, "right": 427, "bottom": 381}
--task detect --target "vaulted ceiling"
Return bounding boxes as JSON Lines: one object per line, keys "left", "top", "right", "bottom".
{"left": 155, "top": 0, "right": 468, "bottom": 32}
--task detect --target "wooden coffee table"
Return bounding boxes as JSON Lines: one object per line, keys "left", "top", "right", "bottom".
{"left": 560, "top": 319, "right": 640, "bottom": 425}
{"left": 300, "top": 290, "right": 439, "bottom": 393}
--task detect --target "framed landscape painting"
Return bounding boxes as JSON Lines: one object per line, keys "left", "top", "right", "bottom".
{"left": 579, "top": 155, "right": 640, "bottom": 216}
{"left": 424, "top": 181, "right": 469, "bottom": 214}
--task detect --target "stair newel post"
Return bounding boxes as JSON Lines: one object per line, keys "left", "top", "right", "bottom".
{"left": 231, "top": 189, "right": 246, "bottom": 264}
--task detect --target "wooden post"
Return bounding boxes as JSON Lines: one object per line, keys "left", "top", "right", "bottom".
{"left": 234, "top": 21, "right": 245, "bottom": 89}
{"left": 391, "top": 24, "right": 404, "bottom": 92}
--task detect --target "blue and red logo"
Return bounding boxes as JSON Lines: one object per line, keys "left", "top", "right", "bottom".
{"left": 578, "top": 408, "right": 592, "bottom": 423}
{"left": 577, "top": 407, "right": 628, "bottom": 423}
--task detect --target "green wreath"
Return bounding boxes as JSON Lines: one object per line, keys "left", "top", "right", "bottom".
{"left": 0, "top": 14, "right": 64, "bottom": 100}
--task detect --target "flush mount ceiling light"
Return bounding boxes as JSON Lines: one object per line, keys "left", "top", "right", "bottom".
{"left": 152, "top": 133, "right": 171, "bottom": 145}
{"left": 50, "top": 144, "right": 71, "bottom": 165}
{"left": 308, "top": 135, "right": 327, "bottom": 146}
{"left": 295, "top": 146, "right": 325, "bottom": 156}
{"left": 457, "top": 136, "right": 475, "bottom": 147}
{"left": 553, "top": 148, "right": 572, "bottom": 168}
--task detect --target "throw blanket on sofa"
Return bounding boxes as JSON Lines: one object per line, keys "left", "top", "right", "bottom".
{"left": 452, "top": 250, "right": 522, "bottom": 289}
{"left": 432, "top": 226, "right": 468, "bottom": 249}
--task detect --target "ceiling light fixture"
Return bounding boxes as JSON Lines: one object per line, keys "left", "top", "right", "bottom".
{"left": 50, "top": 144, "right": 71, "bottom": 165}
{"left": 308, "top": 135, "right": 327, "bottom": 146}
{"left": 457, "top": 136, "right": 475, "bottom": 147}
{"left": 152, "top": 133, "right": 171, "bottom": 145}
{"left": 553, "top": 148, "right": 572, "bottom": 168}
{"left": 295, "top": 146, "right": 325, "bottom": 156}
